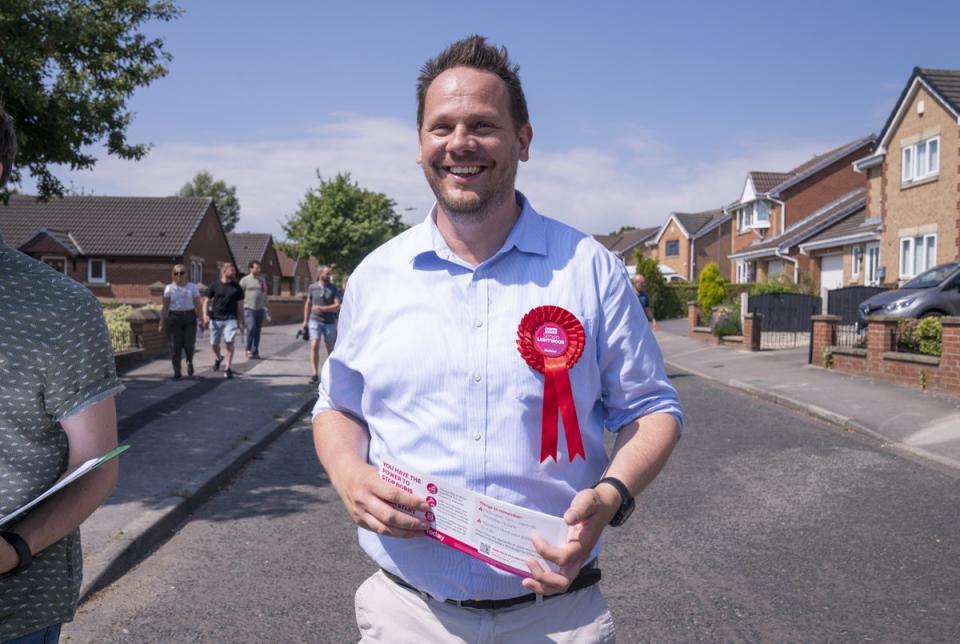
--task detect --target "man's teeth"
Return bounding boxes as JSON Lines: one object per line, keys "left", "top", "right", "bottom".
{"left": 449, "top": 166, "right": 482, "bottom": 175}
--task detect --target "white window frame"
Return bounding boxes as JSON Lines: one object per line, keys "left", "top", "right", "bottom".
{"left": 87, "top": 258, "right": 106, "bottom": 284}
{"left": 665, "top": 239, "right": 680, "bottom": 257}
{"left": 902, "top": 135, "right": 940, "bottom": 184}
{"left": 899, "top": 234, "right": 937, "bottom": 279}
{"left": 851, "top": 246, "right": 862, "bottom": 280}
{"left": 190, "top": 259, "right": 203, "bottom": 284}
{"left": 865, "top": 243, "right": 880, "bottom": 286}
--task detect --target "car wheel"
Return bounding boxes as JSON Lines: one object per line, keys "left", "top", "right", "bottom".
{"left": 920, "top": 310, "right": 946, "bottom": 318}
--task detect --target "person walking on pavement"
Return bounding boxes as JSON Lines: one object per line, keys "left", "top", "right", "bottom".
{"left": 159, "top": 264, "right": 203, "bottom": 379}
{"left": 0, "top": 110, "right": 123, "bottom": 644}
{"left": 239, "top": 260, "right": 268, "bottom": 359}
{"left": 633, "top": 273, "right": 657, "bottom": 330}
{"left": 302, "top": 264, "right": 340, "bottom": 384}
{"left": 312, "top": 36, "right": 681, "bottom": 642}
{"left": 204, "top": 263, "right": 245, "bottom": 379}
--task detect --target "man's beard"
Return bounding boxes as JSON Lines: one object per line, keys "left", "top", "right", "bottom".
{"left": 425, "top": 163, "right": 518, "bottom": 224}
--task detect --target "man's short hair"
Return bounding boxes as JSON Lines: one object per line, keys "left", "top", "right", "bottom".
{"left": 248, "top": 260, "right": 261, "bottom": 269}
{"left": 416, "top": 35, "right": 529, "bottom": 131}
{"left": 0, "top": 111, "right": 17, "bottom": 187}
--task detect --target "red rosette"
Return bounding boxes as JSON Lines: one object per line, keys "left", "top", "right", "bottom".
{"left": 517, "top": 306, "right": 586, "bottom": 462}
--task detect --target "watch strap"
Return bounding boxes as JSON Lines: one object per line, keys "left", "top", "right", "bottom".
{"left": 596, "top": 476, "right": 630, "bottom": 504}
{"left": 1, "top": 531, "right": 32, "bottom": 578}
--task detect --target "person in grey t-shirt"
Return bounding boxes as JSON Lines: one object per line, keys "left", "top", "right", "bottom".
{"left": 302, "top": 264, "right": 340, "bottom": 384}
{"left": 0, "top": 110, "right": 122, "bottom": 644}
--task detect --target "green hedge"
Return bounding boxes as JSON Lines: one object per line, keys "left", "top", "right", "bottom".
{"left": 102, "top": 304, "right": 134, "bottom": 353}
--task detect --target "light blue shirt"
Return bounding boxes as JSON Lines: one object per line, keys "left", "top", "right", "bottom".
{"left": 314, "top": 194, "right": 683, "bottom": 601}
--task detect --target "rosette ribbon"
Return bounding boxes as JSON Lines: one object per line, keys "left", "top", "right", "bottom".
{"left": 516, "top": 305, "right": 586, "bottom": 463}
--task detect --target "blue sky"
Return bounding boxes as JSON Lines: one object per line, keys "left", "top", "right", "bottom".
{"left": 42, "top": 0, "right": 960, "bottom": 237}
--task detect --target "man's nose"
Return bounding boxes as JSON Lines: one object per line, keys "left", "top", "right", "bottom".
{"left": 448, "top": 124, "right": 476, "bottom": 154}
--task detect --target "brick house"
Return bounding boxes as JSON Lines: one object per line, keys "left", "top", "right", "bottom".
{"left": 226, "top": 232, "right": 283, "bottom": 295}
{"left": 276, "top": 247, "right": 313, "bottom": 295}
{"left": 652, "top": 209, "right": 731, "bottom": 281}
{"left": 1, "top": 195, "right": 236, "bottom": 300}
{"left": 852, "top": 67, "right": 960, "bottom": 286}
{"left": 728, "top": 135, "right": 876, "bottom": 284}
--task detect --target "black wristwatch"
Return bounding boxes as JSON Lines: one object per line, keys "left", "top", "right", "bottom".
{"left": 1, "top": 532, "right": 32, "bottom": 578}
{"left": 595, "top": 477, "right": 635, "bottom": 527}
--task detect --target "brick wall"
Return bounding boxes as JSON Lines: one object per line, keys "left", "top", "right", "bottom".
{"left": 693, "top": 220, "right": 732, "bottom": 280}
{"left": 267, "top": 295, "right": 307, "bottom": 324}
{"left": 658, "top": 220, "right": 690, "bottom": 278}
{"left": 780, "top": 143, "right": 873, "bottom": 229}
{"left": 182, "top": 205, "right": 237, "bottom": 287}
{"left": 812, "top": 314, "right": 960, "bottom": 395}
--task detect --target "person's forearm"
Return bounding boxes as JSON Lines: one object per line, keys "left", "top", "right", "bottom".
{"left": 303, "top": 300, "right": 310, "bottom": 325}
{"left": 2, "top": 397, "right": 118, "bottom": 570}
{"left": 605, "top": 412, "right": 679, "bottom": 498}
{"left": 312, "top": 410, "right": 371, "bottom": 496}
{"left": 193, "top": 296, "right": 202, "bottom": 319}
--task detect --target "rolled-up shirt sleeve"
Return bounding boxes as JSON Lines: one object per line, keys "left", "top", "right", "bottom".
{"left": 43, "top": 291, "right": 124, "bottom": 422}
{"left": 313, "top": 277, "right": 365, "bottom": 420}
{"left": 596, "top": 262, "right": 684, "bottom": 435}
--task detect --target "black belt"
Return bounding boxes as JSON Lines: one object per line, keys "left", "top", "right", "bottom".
{"left": 382, "top": 559, "right": 601, "bottom": 610}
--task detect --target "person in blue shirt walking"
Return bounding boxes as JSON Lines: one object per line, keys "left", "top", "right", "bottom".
{"left": 312, "top": 36, "right": 682, "bottom": 643}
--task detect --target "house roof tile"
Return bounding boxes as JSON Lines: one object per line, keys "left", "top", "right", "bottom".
{"left": 674, "top": 209, "right": 726, "bottom": 237}
{"left": 227, "top": 232, "right": 273, "bottom": 270}
{"left": 0, "top": 195, "right": 215, "bottom": 256}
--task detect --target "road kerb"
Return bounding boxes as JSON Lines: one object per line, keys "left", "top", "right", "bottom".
{"left": 665, "top": 359, "right": 960, "bottom": 472}
{"left": 79, "top": 391, "right": 318, "bottom": 602}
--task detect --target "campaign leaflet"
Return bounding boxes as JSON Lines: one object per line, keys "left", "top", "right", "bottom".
{"left": 378, "top": 457, "right": 569, "bottom": 578}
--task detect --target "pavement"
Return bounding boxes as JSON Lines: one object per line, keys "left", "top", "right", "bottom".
{"left": 656, "top": 318, "right": 960, "bottom": 471}
{"left": 77, "top": 322, "right": 320, "bottom": 600}
{"left": 75, "top": 317, "right": 960, "bottom": 602}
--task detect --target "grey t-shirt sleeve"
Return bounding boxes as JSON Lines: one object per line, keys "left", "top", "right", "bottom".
{"left": 43, "top": 291, "right": 123, "bottom": 422}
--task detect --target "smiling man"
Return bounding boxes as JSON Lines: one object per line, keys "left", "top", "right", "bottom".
{"left": 312, "top": 36, "right": 682, "bottom": 643}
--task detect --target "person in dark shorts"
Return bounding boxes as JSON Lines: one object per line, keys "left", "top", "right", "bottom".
{"left": 159, "top": 264, "right": 203, "bottom": 379}
{"left": 204, "top": 263, "right": 245, "bottom": 379}
{"left": 302, "top": 264, "right": 340, "bottom": 384}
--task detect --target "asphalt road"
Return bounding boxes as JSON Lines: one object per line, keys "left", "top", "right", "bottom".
{"left": 64, "top": 374, "right": 960, "bottom": 643}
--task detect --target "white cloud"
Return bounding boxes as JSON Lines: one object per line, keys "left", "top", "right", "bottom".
{"left": 48, "top": 114, "right": 846, "bottom": 238}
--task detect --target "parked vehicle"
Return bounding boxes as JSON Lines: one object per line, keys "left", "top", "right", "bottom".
{"left": 857, "top": 262, "right": 960, "bottom": 328}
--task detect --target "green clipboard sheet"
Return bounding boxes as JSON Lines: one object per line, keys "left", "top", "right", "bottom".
{"left": 0, "top": 445, "right": 130, "bottom": 528}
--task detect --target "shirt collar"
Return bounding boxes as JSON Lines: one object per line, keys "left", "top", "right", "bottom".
{"left": 408, "top": 191, "right": 547, "bottom": 267}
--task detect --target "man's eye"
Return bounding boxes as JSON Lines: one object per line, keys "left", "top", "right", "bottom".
{"left": 431, "top": 125, "right": 452, "bottom": 135}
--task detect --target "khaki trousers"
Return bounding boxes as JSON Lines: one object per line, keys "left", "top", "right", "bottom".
{"left": 354, "top": 570, "right": 617, "bottom": 643}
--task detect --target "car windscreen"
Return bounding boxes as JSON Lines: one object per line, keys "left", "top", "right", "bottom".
{"left": 902, "top": 263, "right": 960, "bottom": 289}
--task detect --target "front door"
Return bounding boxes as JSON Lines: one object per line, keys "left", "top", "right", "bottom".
{"left": 821, "top": 254, "right": 844, "bottom": 291}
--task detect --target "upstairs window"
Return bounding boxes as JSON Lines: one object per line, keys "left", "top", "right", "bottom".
{"left": 665, "top": 240, "right": 680, "bottom": 257}
{"left": 902, "top": 136, "right": 940, "bottom": 184}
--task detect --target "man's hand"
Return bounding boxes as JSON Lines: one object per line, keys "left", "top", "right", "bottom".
{"left": 157, "top": 321, "right": 165, "bottom": 333}
{"left": 311, "top": 304, "right": 323, "bottom": 315}
{"left": 521, "top": 484, "right": 620, "bottom": 596}
{"left": 336, "top": 464, "right": 431, "bottom": 538}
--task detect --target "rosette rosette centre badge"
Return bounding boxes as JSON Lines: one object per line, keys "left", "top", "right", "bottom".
{"left": 517, "top": 305, "right": 586, "bottom": 462}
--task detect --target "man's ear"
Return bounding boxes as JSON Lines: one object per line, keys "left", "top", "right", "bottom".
{"left": 518, "top": 123, "right": 532, "bottom": 162}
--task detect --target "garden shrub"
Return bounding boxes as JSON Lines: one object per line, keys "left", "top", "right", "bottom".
{"left": 751, "top": 275, "right": 804, "bottom": 295}
{"left": 916, "top": 317, "right": 942, "bottom": 357}
{"left": 697, "top": 262, "right": 725, "bottom": 319}
{"left": 634, "top": 253, "right": 685, "bottom": 320}
{"left": 896, "top": 319, "right": 919, "bottom": 353}
{"left": 102, "top": 304, "right": 134, "bottom": 354}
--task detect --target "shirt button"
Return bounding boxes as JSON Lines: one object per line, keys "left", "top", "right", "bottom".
{"left": 473, "top": 373, "right": 482, "bottom": 382}
{"left": 474, "top": 319, "right": 483, "bottom": 328}
{"left": 473, "top": 432, "right": 482, "bottom": 441}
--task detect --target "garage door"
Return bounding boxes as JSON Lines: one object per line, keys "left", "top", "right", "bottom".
{"left": 821, "top": 254, "right": 844, "bottom": 291}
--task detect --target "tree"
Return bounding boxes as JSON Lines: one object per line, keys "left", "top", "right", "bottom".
{"left": 609, "top": 225, "right": 637, "bottom": 236}
{"left": 697, "top": 262, "right": 726, "bottom": 318}
{"left": 0, "top": 1, "right": 181, "bottom": 199}
{"left": 283, "top": 172, "right": 408, "bottom": 273}
{"left": 634, "top": 252, "right": 684, "bottom": 320}
{"left": 178, "top": 170, "right": 241, "bottom": 232}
